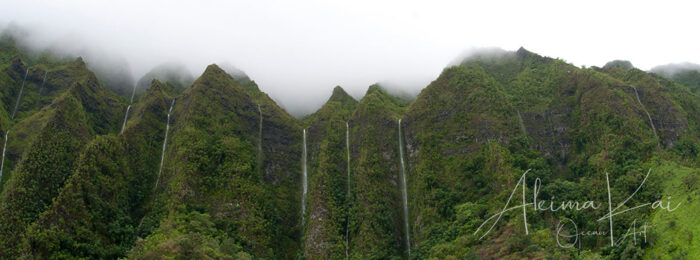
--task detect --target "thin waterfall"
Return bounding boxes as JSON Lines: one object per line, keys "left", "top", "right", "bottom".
{"left": 0, "top": 130, "right": 9, "bottom": 184}
{"left": 633, "top": 87, "right": 659, "bottom": 142}
{"left": 121, "top": 85, "right": 138, "bottom": 134}
{"left": 154, "top": 99, "right": 175, "bottom": 190}
{"left": 398, "top": 119, "right": 411, "bottom": 256}
{"left": 301, "top": 129, "right": 308, "bottom": 227}
{"left": 12, "top": 68, "right": 29, "bottom": 119}
{"left": 516, "top": 110, "right": 527, "bottom": 135}
{"left": 129, "top": 84, "right": 137, "bottom": 103}
{"left": 137, "top": 99, "right": 175, "bottom": 231}
{"left": 345, "top": 121, "right": 350, "bottom": 259}
{"left": 120, "top": 105, "right": 131, "bottom": 133}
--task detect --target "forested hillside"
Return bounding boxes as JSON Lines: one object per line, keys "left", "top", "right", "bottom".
{"left": 1, "top": 32, "right": 698, "bottom": 259}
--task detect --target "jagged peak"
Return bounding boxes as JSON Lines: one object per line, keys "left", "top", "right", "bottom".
{"left": 190, "top": 63, "right": 241, "bottom": 91}
{"left": 515, "top": 46, "right": 536, "bottom": 57}
{"left": 202, "top": 63, "right": 227, "bottom": 77}
{"left": 514, "top": 47, "right": 549, "bottom": 63}
{"left": 365, "top": 84, "right": 386, "bottom": 96}
{"left": 328, "top": 86, "right": 356, "bottom": 103}
{"left": 138, "top": 79, "right": 171, "bottom": 106}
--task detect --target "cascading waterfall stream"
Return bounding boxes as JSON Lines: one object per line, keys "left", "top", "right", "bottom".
{"left": 121, "top": 86, "right": 138, "bottom": 134}
{"left": 516, "top": 110, "right": 527, "bottom": 135}
{"left": 137, "top": 99, "right": 175, "bottom": 230}
{"left": 301, "top": 129, "right": 308, "bottom": 227}
{"left": 154, "top": 99, "right": 175, "bottom": 190}
{"left": 632, "top": 87, "right": 660, "bottom": 144}
{"left": 120, "top": 105, "right": 131, "bottom": 133}
{"left": 12, "top": 68, "right": 29, "bottom": 119}
{"left": 397, "top": 119, "right": 411, "bottom": 256}
{"left": 345, "top": 121, "right": 350, "bottom": 259}
{"left": 130, "top": 85, "right": 136, "bottom": 103}
{"left": 0, "top": 130, "right": 9, "bottom": 184}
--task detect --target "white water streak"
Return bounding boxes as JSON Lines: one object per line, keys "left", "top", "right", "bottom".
{"left": 121, "top": 85, "right": 138, "bottom": 134}
{"left": 121, "top": 105, "right": 131, "bottom": 134}
{"left": 129, "top": 84, "right": 137, "bottom": 103}
{"left": 633, "top": 87, "right": 659, "bottom": 143}
{"left": 398, "top": 119, "right": 411, "bottom": 256}
{"left": 12, "top": 69, "right": 29, "bottom": 119}
{"left": 154, "top": 99, "right": 175, "bottom": 190}
{"left": 0, "top": 131, "right": 9, "bottom": 184}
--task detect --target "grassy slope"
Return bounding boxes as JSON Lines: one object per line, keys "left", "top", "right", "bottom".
{"left": 644, "top": 162, "right": 700, "bottom": 259}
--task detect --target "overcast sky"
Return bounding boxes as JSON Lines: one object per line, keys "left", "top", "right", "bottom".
{"left": 1, "top": 0, "right": 699, "bottom": 115}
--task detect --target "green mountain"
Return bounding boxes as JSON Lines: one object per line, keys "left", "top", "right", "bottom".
{"left": 21, "top": 81, "right": 168, "bottom": 258}
{"left": 345, "top": 84, "right": 410, "bottom": 258}
{"left": 1, "top": 33, "right": 699, "bottom": 259}
{"left": 301, "top": 86, "right": 358, "bottom": 258}
{"left": 130, "top": 64, "right": 302, "bottom": 258}
{"left": 0, "top": 56, "right": 125, "bottom": 258}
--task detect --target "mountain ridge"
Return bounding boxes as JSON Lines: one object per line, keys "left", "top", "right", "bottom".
{"left": 0, "top": 34, "right": 699, "bottom": 258}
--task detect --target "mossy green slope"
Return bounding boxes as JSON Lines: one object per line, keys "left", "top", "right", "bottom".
{"left": 20, "top": 82, "right": 170, "bottom": 258}
{"left": 597, "top": 64, "right": 692, "bottom": 148}
{"left": 402, "top": 49, "right": 671, "bottom": 258}
{"left": 0, "top": 57, "right": 116, "bottom": 187}
{"left": 133, "top": 64, "right": 301, "bottom": 258}
{"left": 346, "top": 84, "right": 409, "bottom": 258}
{"left": 302, "top": 86, "right": 358, "bottom": 258}
{"left": 0, "top": 66, "right": 125, "bottom": 258}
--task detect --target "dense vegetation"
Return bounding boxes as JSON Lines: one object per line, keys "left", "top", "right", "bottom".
{"left": 0, "top": 31, "right": 699, "bottom": 259}
{"left": 301, "top": 86, "right": 358, "bottom": 258}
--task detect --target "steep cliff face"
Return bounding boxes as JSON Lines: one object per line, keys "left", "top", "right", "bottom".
{"left": 399, "top": 49, "right": 681, "bottom": 258}
{"left": 345, "top": 85, "right": 409, "bottom": 258}
{"left": 302, "top": 86, "right": 357, "bottom": 258}
{"left": 0, "top": 32, "right": 699, "bottom": 259}
{"left": 597, "top": 65, "right": 692, "bottom": 148}
{"left": 0, "top": 57, "right": 117, "bottom": 187}
{"left": 21, "top": 84, "right": 168, "bottom": 258}
{"left": 402, "top": 62, "right": 519, "bottom": 257}
{"left": 0, "top": 63, "right": 125, "bottom": 258}
{"left": 131, "top": 64, "right": 301, "bottom": 258}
